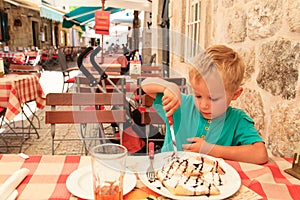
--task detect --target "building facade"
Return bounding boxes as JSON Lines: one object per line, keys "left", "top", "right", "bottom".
{"left": 0, "top": 0, "right": 85, "bottom": 51}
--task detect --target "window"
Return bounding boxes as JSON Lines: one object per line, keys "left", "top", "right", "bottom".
{"left": 185, "top": 0, "right": 201, "bottom": 59}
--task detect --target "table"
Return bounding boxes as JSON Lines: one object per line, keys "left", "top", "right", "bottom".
{"left": 0, "top": 154, "right": 299, "bottom": 200}
{"left": 0, "top": 74, "right": 46, "bottom": 121}
{"left": 0, "top": 52, "right": 15, "bottom": 59}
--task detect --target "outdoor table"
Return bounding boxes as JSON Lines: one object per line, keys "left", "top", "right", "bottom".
{"left": 0, "top": 154, "right": 299, "bottom": 200}
{"left": 0, "top": 52, "right": 16, "bottom": 63}
{"left": 0, "top": 74, "right": 46, "bottom": 121}
{"left": 0, "top": 52, "right": 16, "bottom": 59}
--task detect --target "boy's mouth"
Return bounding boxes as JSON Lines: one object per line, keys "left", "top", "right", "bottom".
{"left": 201, "top": 111, "right": 211, "bottom": 117}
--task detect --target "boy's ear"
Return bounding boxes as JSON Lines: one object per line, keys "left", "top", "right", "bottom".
{"left": 232, "top": 87, "right": 243, "bottom": 100}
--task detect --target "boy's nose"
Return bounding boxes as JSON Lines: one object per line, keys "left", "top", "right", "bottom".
{"left": 200, "top": 100, "right": 210, "bottom": 109}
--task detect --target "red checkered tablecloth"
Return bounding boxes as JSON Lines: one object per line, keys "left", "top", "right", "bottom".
{"left": 0, "top": 74, "right": 46, "bottom": 121}
{"left": 0, "top": 52, "right": 15, "bottom": 58}
{"left": 0, "top": 154, "right": 299, "bottom": 200}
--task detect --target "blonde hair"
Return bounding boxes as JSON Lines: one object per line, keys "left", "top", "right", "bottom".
{"left": 189, "top": 45, "right": 245, "bottom": 93}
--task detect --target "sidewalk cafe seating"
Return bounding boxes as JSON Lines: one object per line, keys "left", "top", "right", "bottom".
{"left": 8, "top": 64, "right": 43, "bottom": 128}
{"left": 40, "top": 47, "right": 58, "bottom": 69}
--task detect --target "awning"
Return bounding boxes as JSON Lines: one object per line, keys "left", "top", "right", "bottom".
{"left": 62, "top": 7, "right": 122, "bottom": 31}
{"left": 40, "top": 4, "right": 65, "bottom": 22}
{"left": 4, "top": 0, "right": 39, "bottom": 11}
{"left": 53, "top": 0, "right": 152, "bottom": 12}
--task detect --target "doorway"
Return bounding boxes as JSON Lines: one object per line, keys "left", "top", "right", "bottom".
{"left": 54, "top": 25, "right": 59, "bottom": 47}
{"left": 32, "top": 21, "right": 39, "bottom": 47}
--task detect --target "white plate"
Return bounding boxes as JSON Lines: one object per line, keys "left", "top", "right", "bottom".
{"left": 138, "top": 152, "right": 241, "bottom": 200}
{"left": 66, "top": 166, "right": 136, "bottom": 200}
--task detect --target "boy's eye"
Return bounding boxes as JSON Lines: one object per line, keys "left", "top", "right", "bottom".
{"left": 195, "top": 95, "right": 202, "bottom": 99}
{"left": 210, "top": 97, "right": 220, "bottom": 102}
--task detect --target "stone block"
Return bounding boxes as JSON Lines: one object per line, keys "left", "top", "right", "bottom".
{"left": 287, "top": 0, "right": 300, "bottom": 32}
{"left": 247, "top": 0, "right": 282, "bottom": 40}
{"left": 231, "top": 88, "right": 265, "bottom": 137}
{"left": 256, "top": 39, "right": 300, "bottom": 100}
{"left": 268, "top": 100, "right": 300, "bottom": 157}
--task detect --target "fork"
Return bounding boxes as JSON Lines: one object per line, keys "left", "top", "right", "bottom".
{"left": 146, "top": 142, "right": 155, "bottom": 182}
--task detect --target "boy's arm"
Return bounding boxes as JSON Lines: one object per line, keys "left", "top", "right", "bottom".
{"left": 183, "top": 138, "right": 268, "bottom": 164}
{"left": 141, "top": 77, "right": 182, "bottom": 117}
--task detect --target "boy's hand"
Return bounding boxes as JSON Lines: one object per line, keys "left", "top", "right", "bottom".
{"left": 182, "top": 137, "right": 207, "bottom": 153}
{"left": 162, "top": 83, "right": 181, "bottom": 117}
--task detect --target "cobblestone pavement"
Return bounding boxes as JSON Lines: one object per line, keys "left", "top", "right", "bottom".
{"left": 0, "top": 68, "right": 90, "bottom": 155}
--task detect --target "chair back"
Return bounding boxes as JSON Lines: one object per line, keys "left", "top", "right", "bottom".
{"left": 45, "top": 92, "right": 127, "bottom": 155}
{"left": 58, "top": 48, "right": 68, "bottom": 71}
{"left": 136, "top": 77, "right": 187, "bottom": 105}
{"left": 32, "top": 50, "right": 42, "bottom": 66}
{"left": 75, "top": 76, "right": 126, "bottom": 94}
{"left": 8, "top": 64, "right": 43, "bottom": 78}
{"left": 140, "top": 66, "right": 163, "bottom": 77}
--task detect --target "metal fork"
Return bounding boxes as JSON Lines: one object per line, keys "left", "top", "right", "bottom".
{"left": 146, "top": 142, "right": 155, "bottom": 182}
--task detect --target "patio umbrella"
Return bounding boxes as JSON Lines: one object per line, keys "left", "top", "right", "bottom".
{"left": 62, "top": 6, "right": 122, "bottom": 31}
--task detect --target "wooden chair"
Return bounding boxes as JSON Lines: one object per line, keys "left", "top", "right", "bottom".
{"left": 75, "top": 76, "right": 127, "bottom": 137}
{"left": 58, "top": 48, "right": 79, "bottom": 92}
{"left": 89, "top": 64, "right": 122, "bottom": 76}
{"left": 75, "top": 76, "right": 126, "bottom": 94}
{"left": 45, "top": 93, "right": 126, "bottom": 155}
{"left": 136, "top": 77, "right": 187, "bottom": 105}
{"left": 140, "top": 66, "right": 163, "bottom": 77}
{"left": 8, "top": 64, "right": 43, "bottom": 78}
{"left": 139, "top": 94, "right": 165, "bottom": 153}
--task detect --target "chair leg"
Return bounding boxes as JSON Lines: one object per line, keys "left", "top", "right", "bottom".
{"left": 98, "top": 123, "right": 108, "bottom": 144}
{"left": 0, "top": 114, "right": 25, "bottom": 153}
{"left": 24, "top": 102, "right": 40, "bottom": 129}
{"left": 80, "top": 123, "right": 88, "bottom": 155}
{"left": 21, "top": 106, "right": 39, "bottom": 139}
{"left": 62, "top": 82, "right": 65, "bottom": 92}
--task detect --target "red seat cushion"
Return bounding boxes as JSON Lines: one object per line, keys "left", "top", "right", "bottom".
{"left": 66, "top": 77, "right": 75, "bottom": 83}
{"left": 0, "top": 107, "right": 5, "bottom": 113}
{"left": 115, "top": 126, "right": 145, "bottom": 153}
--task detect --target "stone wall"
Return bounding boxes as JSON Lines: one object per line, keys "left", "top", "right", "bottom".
{"left": 1, "top": 2, "right": 40, "bottom": 49}
{"left": 169, "top": 0, "right": 300, "bottom": 157}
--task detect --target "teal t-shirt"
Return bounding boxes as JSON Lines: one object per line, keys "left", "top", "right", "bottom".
{"left": 152, "top": 93, "right": 264, "bottom": 152}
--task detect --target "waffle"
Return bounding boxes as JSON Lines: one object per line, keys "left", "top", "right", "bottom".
{"left": 156, "top": 154, "right": 226, "bottom": 196}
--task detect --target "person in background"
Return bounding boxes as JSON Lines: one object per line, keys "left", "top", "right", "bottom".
{"left": 141, "top": 45, "right": 268, "bottom": 164}
{"left": 122, "top": 44, "right": 130, "bottom": 55}
{"left": 127, "top": 27, "right": 133, "bottom": 50}
{"left": 130, "top": 49, "right": 142, "bottom": 64}
{"left": 107, "top": 43, "right": 115, "bottom": 55}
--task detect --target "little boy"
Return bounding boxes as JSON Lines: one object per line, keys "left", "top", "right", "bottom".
{"left": 141, "top": 45, "right": 268, "bottom": 164}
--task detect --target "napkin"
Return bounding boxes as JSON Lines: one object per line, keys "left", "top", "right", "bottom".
{"left": 0, "top": 168, "right": 30, "bottom": 200}
{"left": 6, "top": 190, "right": 18, "bottom": 200}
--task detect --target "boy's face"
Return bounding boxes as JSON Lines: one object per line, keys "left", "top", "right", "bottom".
{"left": 191, "top": 78, "right": 234, "bottom": 119}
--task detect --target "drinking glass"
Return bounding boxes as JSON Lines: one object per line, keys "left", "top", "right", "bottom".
{"left": 90, "top": 143, "right": 128, "bottom": 200}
